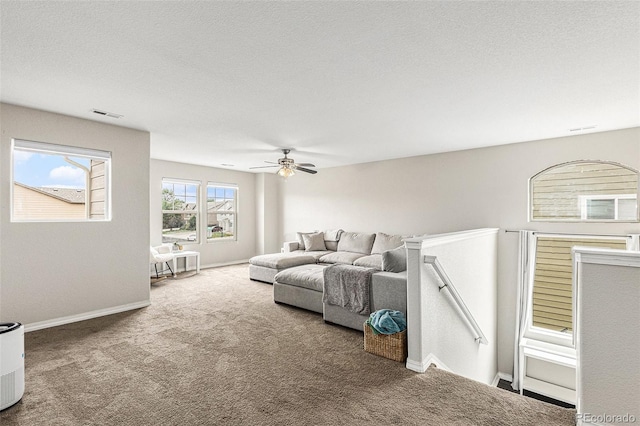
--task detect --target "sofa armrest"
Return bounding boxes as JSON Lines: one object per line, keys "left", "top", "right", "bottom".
{"left": 283, "top": 241, "right": 299, "bottom": 253}
{"left": 371, "top": 271, "right": 407, "bottom": 313}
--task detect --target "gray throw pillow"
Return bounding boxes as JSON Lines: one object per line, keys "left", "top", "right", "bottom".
{"left": 371, "top": 232, "right": 404, "bottom": 254}
{"left": 296, "top": 231, "right": 317, "bottom": 250}
{"left": 381, "top": 246, "right": 407, "bottom": 273}
{"left": 302, "top": 232, "right": 327, "bottom": 251}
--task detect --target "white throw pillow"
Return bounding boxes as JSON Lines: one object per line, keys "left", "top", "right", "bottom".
{"left": 302, "top": 232, "right": 327, "bottom": 251}
{"left": 296, "top": 231, "right": 317, "bottom": 250}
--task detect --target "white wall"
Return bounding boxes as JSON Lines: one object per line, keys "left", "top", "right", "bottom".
{"left": 278, "top": 127, "right": 640, "bottom": 375}
{"left": 575, "top": 249, "right": 640, "bottom": 424}
{"left": 0, "top": 103, "right": 151, "bottom": 327}
{"left": 255, "top": 173, "right": 281, "bottom": 255}
{"left": 150, "top": 159, "right": 257, "bottom": 267}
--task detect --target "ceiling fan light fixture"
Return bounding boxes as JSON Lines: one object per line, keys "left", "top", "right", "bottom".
{"left": 249, "top": 148, "right": 316, "bottom": 177}
{"left": 277, "top": 166, "right": 295, "bottom": 178}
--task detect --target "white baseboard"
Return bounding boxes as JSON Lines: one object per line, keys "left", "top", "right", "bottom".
{"left": 405, "top": 358, "right": 428, "bottom": 373}
{"left": 199, "top": 258, "right": 249, "bottom": 270}
{"left": 24, "top": 300, "right": 151, "bottom": 332}
{"left": 406, "top": 353, "right": 451, "bottom": 373}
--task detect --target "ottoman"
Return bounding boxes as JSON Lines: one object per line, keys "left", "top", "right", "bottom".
{"left": 273, "top": 264, "right": 328, "bottom": 313}
{"left": 249, "top": 252, "right": 317, "bottom": 283}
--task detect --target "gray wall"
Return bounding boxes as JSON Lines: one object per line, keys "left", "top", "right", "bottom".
{"left": 277, "top": 127, "right": 640, "bottom": 375}
{"left": 150, "top": 159, "right": 257, "bottom": 267}
{"left": 0, "top": 103, "right": 151, "bottom": 326}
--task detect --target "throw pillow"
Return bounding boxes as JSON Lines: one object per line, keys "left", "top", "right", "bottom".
{"left": 302, "top": 232, "right": 327, "bottom": 252}
{"left": 296, "top": 231, "right": 317, "bottom": 250}
{"left": 382, "top": 246, "right": 407, "bottom": 273}
{"left": 371, "top": 232, "right": 404, "bottom": 254}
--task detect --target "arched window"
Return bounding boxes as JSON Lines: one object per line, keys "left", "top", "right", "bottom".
{"left": 530, "top": 160, "right": 638, "bottom": 222}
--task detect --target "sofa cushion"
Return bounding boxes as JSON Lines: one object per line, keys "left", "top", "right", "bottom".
{"left": 303, "top": 232, "right": 327, "bottom": 251}
{"left": 381, "top": 246, "right": 407, "bottom": 273}
{"left": 323, "top": 229, "right": 343, "bottom": 251}
{"left": 319, "top": 251, "right": 366, "bottom": 265}
{"left": 274, "top": 264, "right": 327, "bottom": 292}
{"left": 337, "top": 232, "right": 376, "bottom": 254}
{"left": 371, "top": 232, "right": 404, "bottom": 254}
{"left": 353, "top": 254, "right": 382, "bottom": 270}
{"left": 249, "top": 252, "right": 317, "bottom": 269}
{"left": 324, "top": 241, "right": 338, "bottom": 251}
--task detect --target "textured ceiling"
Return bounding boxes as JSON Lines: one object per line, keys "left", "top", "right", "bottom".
{"left": 1, "top": 1, "right": 639, "bottom": 171}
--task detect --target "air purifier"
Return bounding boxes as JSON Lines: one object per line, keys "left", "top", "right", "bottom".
{"left": 0, "top": 322, "right": 24, "bottom": 411}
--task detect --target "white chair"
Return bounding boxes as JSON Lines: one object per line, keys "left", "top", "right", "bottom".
{"left": 150, "top": 244, "right": 175, "bottom": 278}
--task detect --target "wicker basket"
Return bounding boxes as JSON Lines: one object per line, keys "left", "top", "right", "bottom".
{"left": 363, "top": 322, "right": 407, "bottom": 362}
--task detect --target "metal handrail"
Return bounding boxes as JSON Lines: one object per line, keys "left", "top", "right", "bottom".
{"left": 424, "top": 255, "right": 488, "bottom": 345}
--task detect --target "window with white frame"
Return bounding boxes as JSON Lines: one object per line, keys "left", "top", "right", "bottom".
{"left": 11, "top": 139, "right": 111, "bottom": 222}
{"left": 579, "top": 194, "right": 637, "bottom": 220}
{"left": 162, "top": 179, "right": 200, "bottom": 244}
{"left": 206, "top": 184, "right": 237, "bottom": 241}
{"left": 525, "top": 233, "right": 636, "bottom": 346}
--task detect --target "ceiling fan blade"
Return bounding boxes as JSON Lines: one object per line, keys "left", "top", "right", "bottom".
{"left": 294, "top": 166, "right": 318, "bottom": 174}
{"left": 249, "top": 165, "right": 279, "bottom": 169}
{"left": 265, "top": 160, "right": 279, "bottom": 164}
{"left": 295, "top": 163, "right": 316, "bottom": 167}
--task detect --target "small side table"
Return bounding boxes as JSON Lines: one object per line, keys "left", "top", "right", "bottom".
{"left": 171, "top": 251, "right": 200, "bottom": 276}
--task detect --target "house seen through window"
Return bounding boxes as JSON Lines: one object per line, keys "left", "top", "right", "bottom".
{"left": 530, "top": 160, "right": 638, "bottom": 222}
{"left": 529, "top": 234, "right": 630, "bottom": 339}
{"left": 11, "top": 139, "right": 110, "bottom": 221}
{"left": 525, "top": 159, "right": 639, "bottom": 345}
{"left": 162, "top": 179, "right": 199, "bottom": 244}
{"left": 207, "top": 184, "right": 237, "bottom": 241}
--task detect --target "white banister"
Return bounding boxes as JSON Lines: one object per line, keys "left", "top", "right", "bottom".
{"left": 424, "top": 255, "right": 488, "bottom": 345}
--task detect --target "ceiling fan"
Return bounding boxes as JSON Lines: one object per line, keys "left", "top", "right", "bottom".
{"left": 250, "top": 149, "right": 317, "bottom": 177}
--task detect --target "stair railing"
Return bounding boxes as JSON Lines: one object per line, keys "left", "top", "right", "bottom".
{"left": 424, "top": 255, "right": 488, "bottom": 345}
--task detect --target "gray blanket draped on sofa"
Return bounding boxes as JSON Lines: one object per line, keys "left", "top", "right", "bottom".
{"left": 322, "top": 264, "right": 375, "bottom": 315}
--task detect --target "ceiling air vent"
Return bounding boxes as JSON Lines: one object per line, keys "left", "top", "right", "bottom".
{"left": 92, "top": 109, "right": 123, "bottom": 119}
{"left": 569, "top": 125, "right": 597, "bottom": 132}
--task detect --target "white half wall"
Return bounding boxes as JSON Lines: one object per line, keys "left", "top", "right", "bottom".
{"left": 575, "top": 248, "right": 640, "bottom": 424}
{"left": 405, "top": 229, "right": 498, "bottom": 384}
{"left": 150, "top": 159, "right": 257, "bottom": 267}
{"left": 277, "top": 127, "right": 640, "bottom": 376}
{"left": 0, "top": 103, "right": 151, "bottom": 326}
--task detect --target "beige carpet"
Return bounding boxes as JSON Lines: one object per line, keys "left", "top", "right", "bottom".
{"left": 1, "top": 264, "right": 575, "bottom": 425}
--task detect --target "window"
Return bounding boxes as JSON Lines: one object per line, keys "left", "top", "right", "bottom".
{"left": 526, "top": 234, "right": 635, "bottom": 346}
{"left": 206, "top": 184, "right": 237, "bottom": 241}
{"left": 162, "top": 179, "right": 199, "bottom": 244}
{"left": 580, "top": 194, "right": 637, "bottom": 220}
{"left": 530, "top": 161, "right": 638, "bottom": 222}
{"left": 11, "top": 139, "right": 111, "bottom": 221}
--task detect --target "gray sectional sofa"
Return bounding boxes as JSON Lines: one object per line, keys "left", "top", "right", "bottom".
{"left": 249, "top": 230, "right": 408, "bottom": 331}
